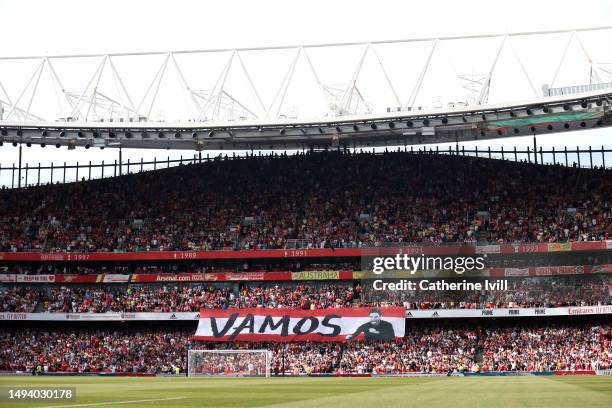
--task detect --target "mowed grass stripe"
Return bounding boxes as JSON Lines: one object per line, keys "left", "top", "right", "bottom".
{"left": 245, "top": 377, "right": 612, "bottom": 408}
{"left": 0, "top": 376, "right": 610, "bottom": 408}
{"left": 549, "top": 375, "right": 612, "bottom": 396}
{"left": 35, "top": 397, "right": 186, "bottom": 408}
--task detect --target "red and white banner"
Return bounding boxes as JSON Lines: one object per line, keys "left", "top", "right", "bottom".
{"left": 0, "top": 274, "right": 55, "bottom": 283}
{"left": 532, "top": 265, "right": 585, "bottom": 276}
{"left": 99, "top": 274, "right": 130, "bottom": 283}
{"left": 55, "top": 275, "right": 98, "bottom": 283}
{"left": 193, "top": 307, "right": 406, "bottom": 342}
{"left": 225, "top": 272, "right": 266, "bottom": 281}
{"left": 0, "top": 240, "right": 609, "bottom": 262}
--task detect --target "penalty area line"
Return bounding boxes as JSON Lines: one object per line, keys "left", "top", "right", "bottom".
{"left": 36, "top": 396, "right": 186, "bottom": 408}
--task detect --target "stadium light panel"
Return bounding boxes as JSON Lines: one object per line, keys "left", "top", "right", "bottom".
{"left": 421, "top": 127, "right": 435, "bottom": 136}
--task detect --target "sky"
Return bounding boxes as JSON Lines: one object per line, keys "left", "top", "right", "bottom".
{"left": 0, "top": 0, "right": 611, "bottom": 186}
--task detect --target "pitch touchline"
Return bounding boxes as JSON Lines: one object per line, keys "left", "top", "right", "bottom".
{"left": 36, "top": 396, "right": 186, "bottom": 408}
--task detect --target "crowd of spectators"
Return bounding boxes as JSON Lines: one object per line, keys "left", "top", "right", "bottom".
{"left": 367, "top": 275, "right": 612, "bottom": 309}
{"left": 0, "top": 324, "right": 608, "bottom": 374}
{"left": 337, "top": 328, "right": 478, "bottom": 374}
{"left": 1, "top": 275, "right": 610, "bottom": 313}
{"left": 0, "top": 286, "right": 39, "bottom": 312}
{"left": 1, "top": 262, "right": 359, "bottom": 276}
{"left": 39, "top": 283, "right": 359, "bottom": 313}
{"left": 481, "top": 325, "right": 611, "bottom": 371}
{"left": 0, "top": 329, "right": 188, "bottom": 374}
{"left": 189, "top": 351, "right": 270, "bottom": 376}
{"left": 1, "top": 152, "right": 610, "bottom": 253}
{"left": 191, "top": 341, "right": 340, "bottom": 375}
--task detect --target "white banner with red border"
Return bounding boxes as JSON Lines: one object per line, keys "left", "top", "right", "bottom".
{"left": 1, "top": 305, "right": 610, "bottom": 322}
{"left": 193, "top": 307, "right": 406, "bottom": 342}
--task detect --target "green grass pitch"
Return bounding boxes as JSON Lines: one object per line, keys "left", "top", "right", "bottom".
{"left": 0, "top": 376, "right": 611, "bottom": 408}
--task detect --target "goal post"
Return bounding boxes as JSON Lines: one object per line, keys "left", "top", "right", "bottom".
{"left": 187, "top": 349, "right": 272, "bottom": 378}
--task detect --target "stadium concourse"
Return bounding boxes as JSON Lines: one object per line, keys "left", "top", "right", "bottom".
{"left": 0, "top": 152, "right": 611, "bottom": 377}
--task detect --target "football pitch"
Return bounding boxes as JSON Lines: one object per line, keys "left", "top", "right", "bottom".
{"left": 0, "top": 376, "right": 611, "bottom": 408}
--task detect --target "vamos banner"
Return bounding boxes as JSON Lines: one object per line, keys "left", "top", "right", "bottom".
{"left": 193, "top": 307, "right": 406, "bottom": 342}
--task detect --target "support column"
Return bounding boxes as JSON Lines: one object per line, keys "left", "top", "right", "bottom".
{"left": 17, "top": 143, "right": 22, "bottom": 188}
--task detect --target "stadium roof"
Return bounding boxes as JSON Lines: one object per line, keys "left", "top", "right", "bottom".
{"left": 0, "top": 26, "right": 611, "bottom": 150}
{"left": 0, "top": 89, "right": 609, "bottom": 150}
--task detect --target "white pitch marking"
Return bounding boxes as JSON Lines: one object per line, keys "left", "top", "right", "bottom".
{"left": 36, "top": 396, "right": 186, "bottom": 408}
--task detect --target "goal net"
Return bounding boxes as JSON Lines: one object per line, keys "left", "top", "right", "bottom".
{"left": 187, "top": 349, "right": 272, "bottom": 377}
